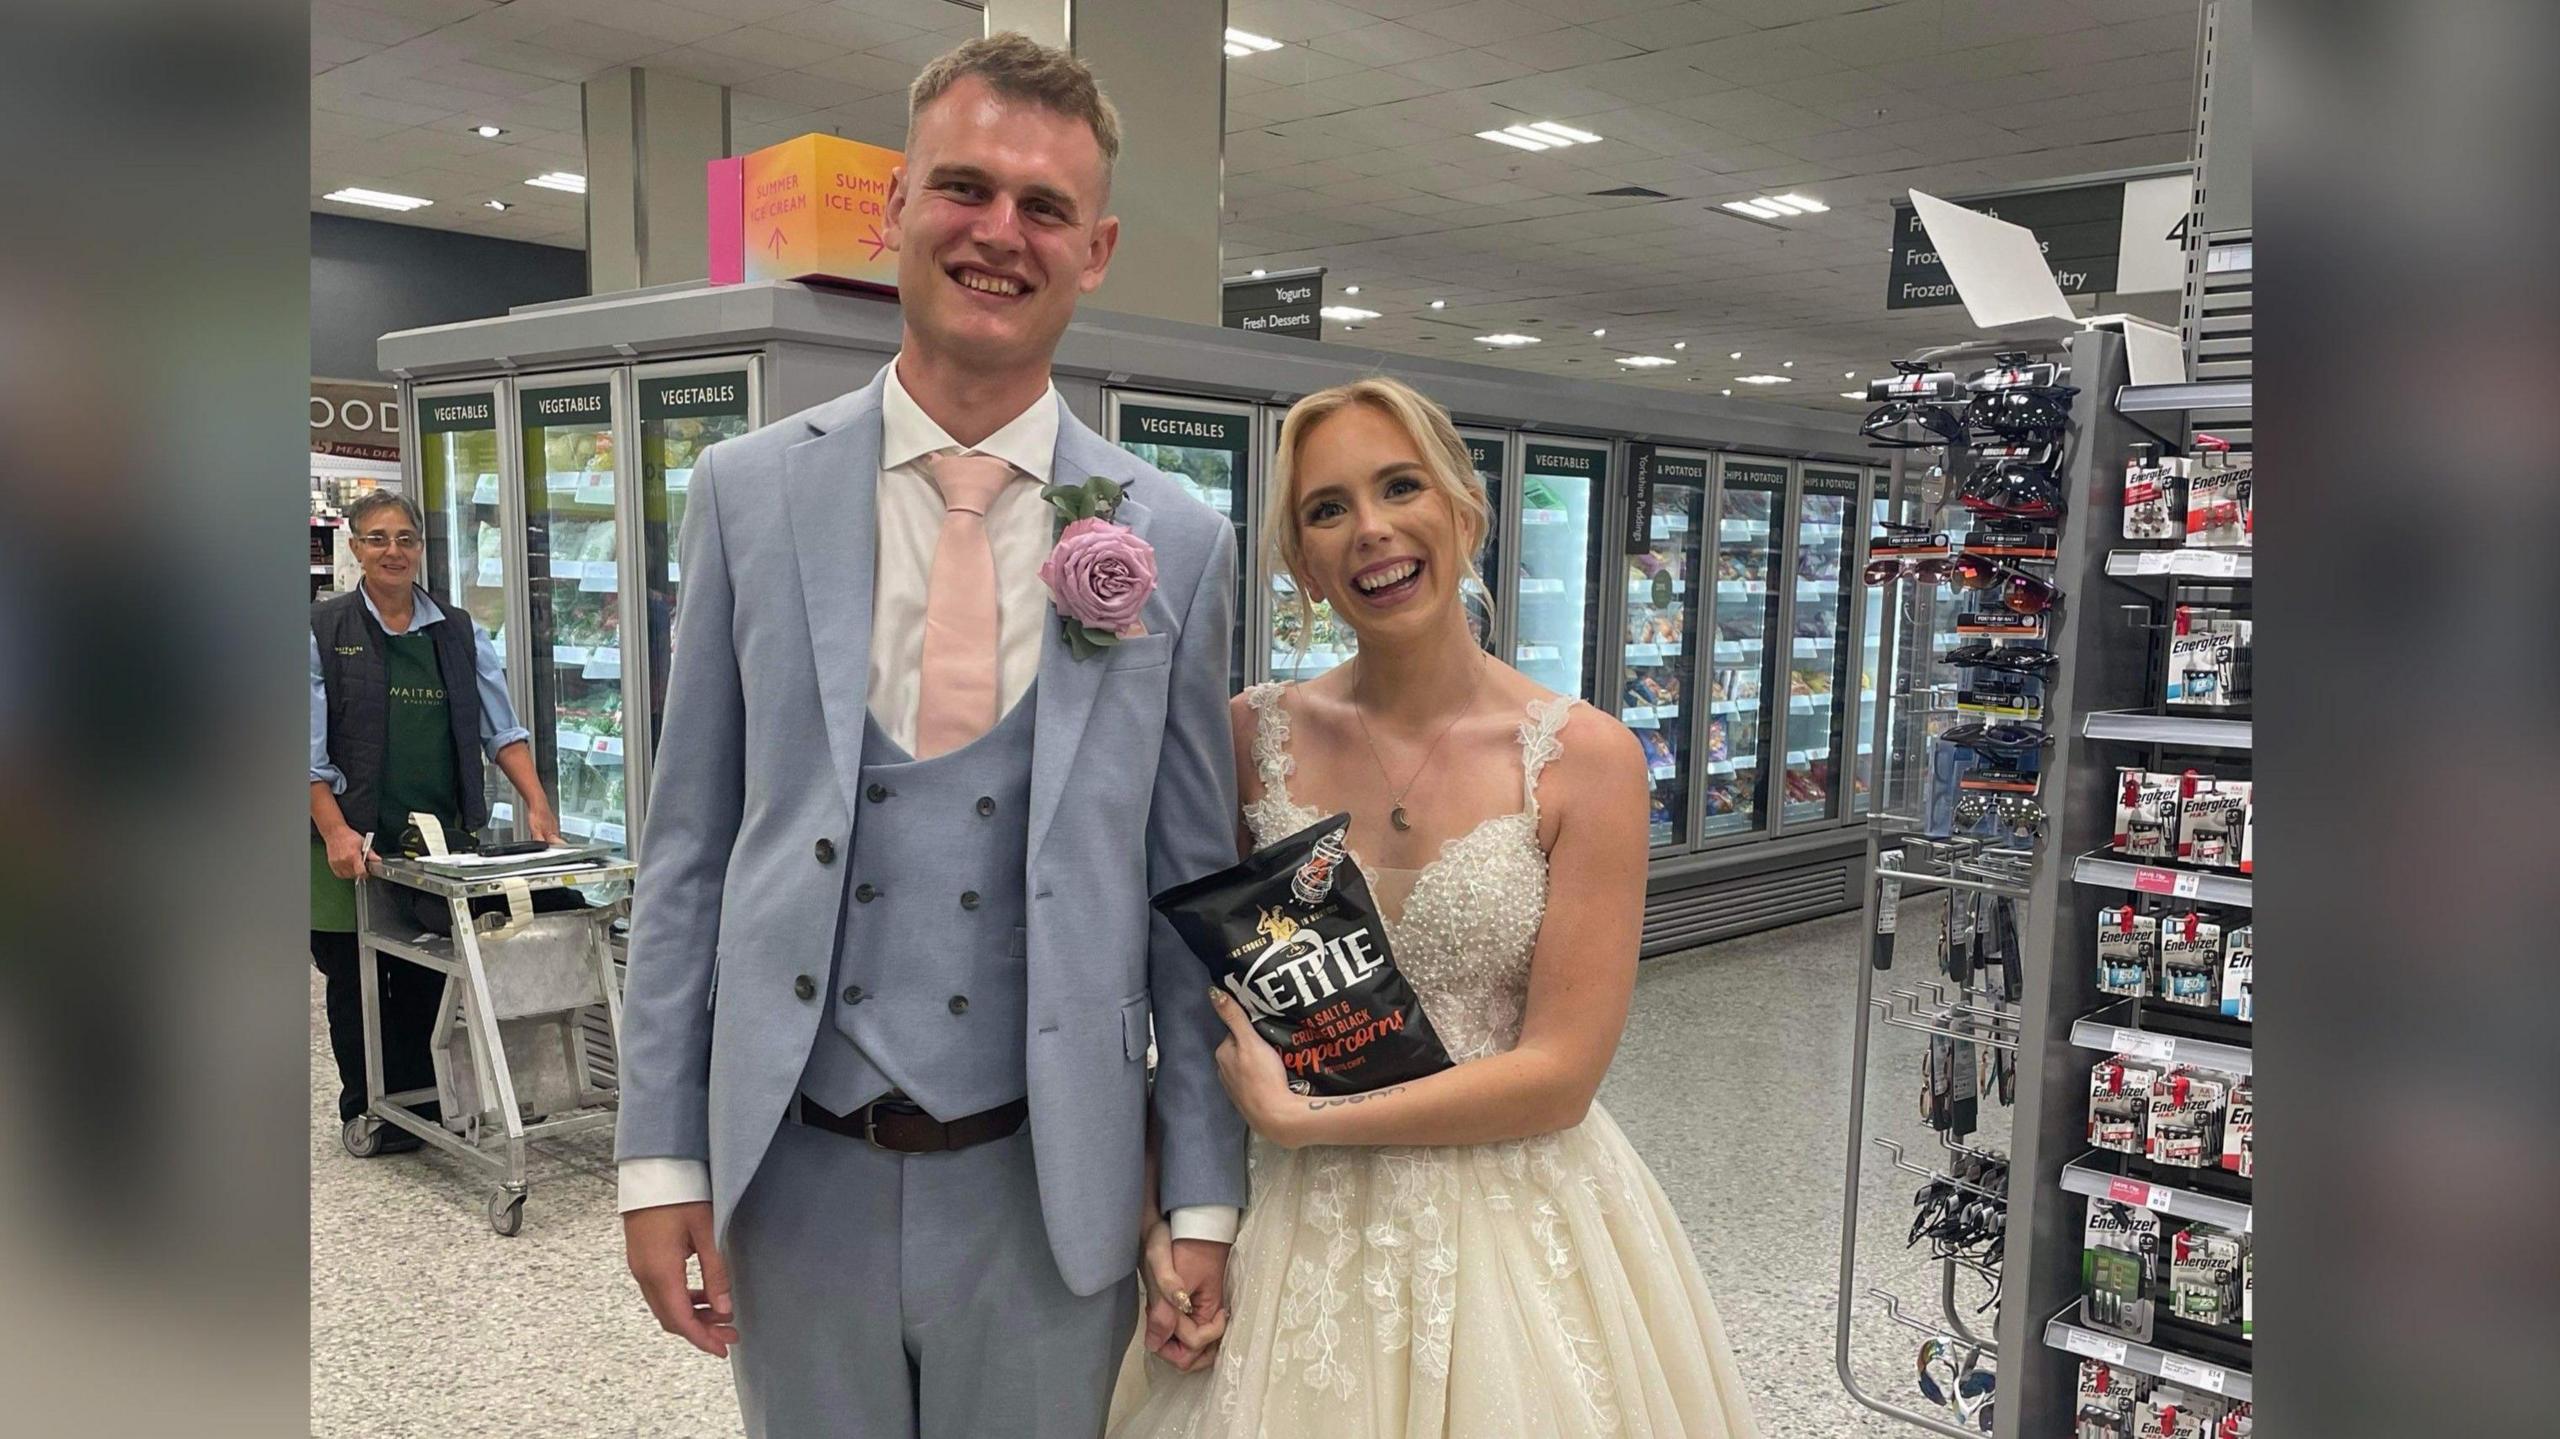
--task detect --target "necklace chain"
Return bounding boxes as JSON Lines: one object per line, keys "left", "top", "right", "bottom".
{"left": 1350, "top": 650, "right": 1487, "bottom": 829}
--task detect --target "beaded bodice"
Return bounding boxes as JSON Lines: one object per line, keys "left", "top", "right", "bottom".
{"left": 1239, "top": 684, "right": 1574, "bottom": 1061}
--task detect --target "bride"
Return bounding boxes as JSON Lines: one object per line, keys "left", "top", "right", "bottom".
{"left": 1111, "top": 377, "right": 1761, "bottom": 1438}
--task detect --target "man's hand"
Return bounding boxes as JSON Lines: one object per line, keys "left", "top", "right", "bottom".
{"left": 624, "top": 1201, "right": 737, "bottom": 1358}
{"left": 1165, "top": 1238, "right": 1231, "bottom": 1370}
{"left": 322, "top": 824, "right": 368, "bottom": 881}
{"left": 525, "top": 799, "right": 565, "bottom": 847}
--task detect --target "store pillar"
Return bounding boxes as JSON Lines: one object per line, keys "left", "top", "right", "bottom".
{"left": 982, "top": 0, "right": 1226, "bottom": 326}
{"left": 582, "top": 68, "right": 732, "bottom": 295}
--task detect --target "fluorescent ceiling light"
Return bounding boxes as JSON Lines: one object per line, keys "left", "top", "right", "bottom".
{"left": 1773, "top": 193, "right": 1829, "bottom": 213}
{"left": 1721, "top": 199, "right": 1784, "bottom": 219}
{"left": 1840, "top": 391, "right": 1864, "bottom": 399}
{"left": 1616, "top": 356, "right": 1675, "bottom": 368}
{"left": 1525, "top": 121, "right": 1602, "bottom": 145}
{"left": 1477, "top": 128, "right": 1554, "bottom": 152}
{"left": 1224, "top": 28, "right": 1282, "bottom": 54}
{"left": 1725, "top": 193, "right": 1827, "bottom": 221}
{"left": 324, "top": 187, "right": 432, "bottom": 211}
{"left": 1474, "top": 333, "right": 1540, "bottom": 347}
{"left": 1319, "top": 305, "right": 1379, "bottom": 321}
{"left": 1734, "top": 374, "right": 1792, "bottom": 384}
{"left": 1480, "top": 120, "right": 1601, "bottom": 152}
{"left": 526, "top": 172, "right": 586, "bottom": 193}
{"left": 473, "top": 125, "right": 505, "bottom": 139}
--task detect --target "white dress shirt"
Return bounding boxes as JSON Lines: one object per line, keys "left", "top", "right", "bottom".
{"left": 619, "top": 361, "right": 1237, "bottom": 1245}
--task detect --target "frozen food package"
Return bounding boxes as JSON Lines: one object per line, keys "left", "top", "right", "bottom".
{"left": 1152, "top": 812, "right": 1453, "bottom": 1096}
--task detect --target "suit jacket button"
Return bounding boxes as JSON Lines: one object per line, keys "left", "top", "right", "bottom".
{"left": 814, "top": 838, "right": 837, "bottom": 864}
{"left": 975, "top": 796, "right": 996, "bottom": 817}
{"left": 856, "top": 882, "right": 878, "bottom": 903}
{"left": 866, "top": 783, "right": 889, "bottom": 803}
{"left": 960, "top": 890, "right": 981, "bottom": 911}
{"left": 842, "top": 984, "right": 865, "bottom": 1005}
{"left": 948, "top": 995, "right": 969, "bottom": 1015}
{"left": 793, "top": 975, "right": 816, "bottom": 1002}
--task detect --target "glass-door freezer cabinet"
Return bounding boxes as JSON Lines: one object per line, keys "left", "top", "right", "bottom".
{"left": 1618, "top": 446, "right": 1710, "bottom": 852}
{"left": 414, "top": 383, "right": 514, "bottom": 832}
{"left": 518, "top": 372, "right": 635, "bottom": 854}
{"left": 1780, "top": 462, "right": 1864, "bottom": 829}
{"left": 1702, "top": 456, "right": 1788, "bottom": 841}
{"left": 1512, "top": 438, "right": 1610, "bottom": 706}
{"left": 1105, "top": 391, "right": 1255, "bottom": 692}
{"left": 634, "top": 359, "right": 760, "bottom": 776}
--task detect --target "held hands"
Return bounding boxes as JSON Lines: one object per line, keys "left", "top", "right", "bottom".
{"left": 1140, "top": 1220, "right": 1231, "bottom": 1373}
{"left": 1207, "top": 988, "right": 1308, "bottom": 1149}
{"left": 624, "top": 1201, "right": 738, "bottom": 1359}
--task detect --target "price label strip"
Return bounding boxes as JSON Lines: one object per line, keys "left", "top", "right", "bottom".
{"left": 2156, "top": 1353, "right": 2228, "bottom": 1394}
{"left": 2063, "top": 1327, "right": 2129, "bottom": 1365}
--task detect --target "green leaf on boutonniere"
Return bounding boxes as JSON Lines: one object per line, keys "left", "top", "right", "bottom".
{"left": 1042, "top": 481, "right": 1096, "bottom": 523}
{"left": 1085, "top": 475, "right": 1124, "bottom": 516}
{"left": 1062, "top": 621, "right": 1121, "bottom": 660}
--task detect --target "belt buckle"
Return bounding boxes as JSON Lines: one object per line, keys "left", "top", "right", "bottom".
{"left": 862, "top": 1103, "right": 888, "bottom": 1150}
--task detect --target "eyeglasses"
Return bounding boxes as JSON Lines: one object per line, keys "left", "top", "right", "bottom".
{"left": 1938, "top": 644, "right": 2060, "bottom": 675}
{"left": 1948, "top": 552, "right": 2061, "bottom": 615}
{"left": 1963, "top": 384, "right": 2078, "bottom": 437}
{"left": 1958, "top": 458, "right": 2063, "bottom": 519}
{"left": 1863, "top": 553, "right": 1957, "bottom": 585}
{"left": 1955, "top": 791, "right": 2047, "bottom": 839}
{"left": 354, "top": 531, "right": 424, "bottom": 552}
{"left": 1859, "top": 399, "right": 1967, "bottom": 449}
{"left": 1938, "top": 721, "right": 2054, "bottom": 755}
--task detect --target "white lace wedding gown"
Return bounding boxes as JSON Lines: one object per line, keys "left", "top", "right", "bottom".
{"left": 1110, "top": 686, "right": 1761, "bottom": 1439}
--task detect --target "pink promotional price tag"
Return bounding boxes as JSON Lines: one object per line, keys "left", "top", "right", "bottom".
{"left": 2107, "top": 1177, "right": 2157, "bottom": 1209}
{"left": 2133, "top": 866, "right": 2177, "bottom": 895}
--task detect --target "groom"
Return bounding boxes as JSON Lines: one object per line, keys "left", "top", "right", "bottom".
{"left": 616, "top": 34, "right": 1247, "bottom": 1437}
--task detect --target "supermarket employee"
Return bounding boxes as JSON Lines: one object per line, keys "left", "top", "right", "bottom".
{"left": 308, "top": 490, "right": 562, "bottom": 1151}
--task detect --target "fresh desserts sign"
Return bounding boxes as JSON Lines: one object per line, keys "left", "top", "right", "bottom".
{"left": 708, "top": 133, "right": 904, "bottom": 290}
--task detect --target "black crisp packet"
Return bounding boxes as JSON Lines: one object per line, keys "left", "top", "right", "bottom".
{"left": 1151, "top": 812, "right": 1453, "bottom": 1096}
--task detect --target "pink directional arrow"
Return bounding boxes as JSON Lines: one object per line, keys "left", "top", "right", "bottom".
{"left": 765, "top": 227, "right": 787, "bottom": 259}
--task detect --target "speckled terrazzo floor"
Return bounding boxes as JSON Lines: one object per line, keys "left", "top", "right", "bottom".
{"left": 312, "top": 910, "right": 2005, "bottom": 1437}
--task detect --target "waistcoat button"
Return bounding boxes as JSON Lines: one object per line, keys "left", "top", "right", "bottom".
{"left": 975, "top": 796, "right": 996, "bottom": 817}
{"left": 960, "top": 890, "right": 981, "bottom": 911}
{"left": 842, "top": 984, "right": 865, "bottom": 1005}
{"left": 856, "top": 883, "right": 878, "bottom": 903}
{"left": 793, "top": 975, "right": 816, "bottom": 1002}
{"left": 947, "top": 995, "right": 969, "bottom": 1015}
{"left": 866, "top": 783, "right": 889, "bottom": 803}
{"left": 814, "top": 838, "right": 836, "bottom": 864}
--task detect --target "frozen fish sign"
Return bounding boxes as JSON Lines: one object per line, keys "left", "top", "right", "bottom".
{"left": 1888, "top": 172, "right": 2193, "bottom": 311}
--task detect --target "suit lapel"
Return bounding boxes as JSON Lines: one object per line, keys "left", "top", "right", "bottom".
{"left": 782, "top": 380, "right": 888, "bottom": 825}
{"left": 1027, "top": 419, "right": 1156, "bottom": 864}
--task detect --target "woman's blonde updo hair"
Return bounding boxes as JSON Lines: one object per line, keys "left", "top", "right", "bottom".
{"left": 1266, "top": 376, "right": 1493, "bottom": 648}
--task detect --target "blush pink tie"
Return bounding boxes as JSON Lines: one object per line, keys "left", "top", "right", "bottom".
{"left": 914, "top": 450, "right": 1016, "bottom": 758}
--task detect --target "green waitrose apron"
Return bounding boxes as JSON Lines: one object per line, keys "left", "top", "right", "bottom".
{"left": 311, "top": 629, "right": 469, "bottom": 932}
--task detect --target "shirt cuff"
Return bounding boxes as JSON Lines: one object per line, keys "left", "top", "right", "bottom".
{"left": 1167, "top": 1204, "right": 1240, "bottom": 1245}
{"left": 618, "top": 1157, "right": 712, "bottom": 1213}
{"left": 310, "top": 765, "right": 346, "bottom": 795}
{"left": 483, "top": 724, "right": 532, "bottom": 761}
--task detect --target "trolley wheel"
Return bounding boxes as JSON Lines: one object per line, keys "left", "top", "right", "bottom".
{"left": 341, "top": 1116, "right": 382, "bottom": 1159}
{"left": 488, "top": 1190, "right": 527, "bottom": 1238}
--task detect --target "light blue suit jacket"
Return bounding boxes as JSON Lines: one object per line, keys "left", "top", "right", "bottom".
{"left": 614, "top": 367, "right": 1249, "bottom": 1296}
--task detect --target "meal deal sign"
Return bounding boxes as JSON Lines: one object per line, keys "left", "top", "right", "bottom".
{"left": 1887, "top": 172, "right": 2193, "bottom": 309}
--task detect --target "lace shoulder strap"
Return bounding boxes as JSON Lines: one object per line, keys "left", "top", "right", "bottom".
{"left": 1243, "top": 682, "right": 1297, "bottom": 801}
{"left": 1517, "top": 695, "right": 1578, "bottom": 815}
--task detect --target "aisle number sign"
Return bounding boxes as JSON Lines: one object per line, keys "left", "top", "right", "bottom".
{"left": 710, "top": 133, "right": 905, "bottom": 291}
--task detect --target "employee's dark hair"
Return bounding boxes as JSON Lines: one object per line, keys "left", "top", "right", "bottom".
{"left": 344, "top": 489, "right": 424, "bottom": 534}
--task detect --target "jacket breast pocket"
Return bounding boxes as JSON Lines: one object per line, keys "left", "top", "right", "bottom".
{"left": 1119, "top": 994, "right": 1153, "bottom": 1063}
{"left": 1104, "top": 633, "right": 1173, "bottom": 672}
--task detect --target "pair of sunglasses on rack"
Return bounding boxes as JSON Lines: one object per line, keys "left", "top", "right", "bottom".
{"left": 1859, "top": 399, "right": 1968, "bottom": 449}
{"left": 1959, "top": 457, "right": 2064, "bottom": 519}
{"left": 1955, "top": 791, "right": 2048, "bottom": 839}
{"left": 1938, "top": 721, "right": 2054, "bottom": 756}
{"left": 1939, "top": 644, "right": 2060, "bottom": 675}
{"left": 1965, "top": 384, "right": 2078, "bottom": 436}
{"left": 1864, "top": 551, "right": 2062, "bottom": 615}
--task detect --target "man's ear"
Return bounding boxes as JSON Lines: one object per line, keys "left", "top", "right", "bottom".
{"left": 1079, "top": 213, "right": 1120, "bottom": 295}
{"left": 883, "top": 164, "right": 908, "bottom": 252}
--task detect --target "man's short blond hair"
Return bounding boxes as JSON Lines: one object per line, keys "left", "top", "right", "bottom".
{"left": 908, "top": 33, "right": 1122, "bottom": 180}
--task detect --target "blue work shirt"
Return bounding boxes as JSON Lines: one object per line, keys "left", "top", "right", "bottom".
{"left": 309, "top": 587, "right": 530, "bottom": 792}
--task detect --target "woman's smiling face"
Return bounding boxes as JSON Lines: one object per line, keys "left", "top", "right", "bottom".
{"left": 1288, "top": 401, "right": 1466, "bottom": 644}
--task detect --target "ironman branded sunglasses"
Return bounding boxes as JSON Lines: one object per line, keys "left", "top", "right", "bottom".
{"left": 1938, "top": 721, "right": 2055, "bottom": 756}
{"left": 1938, "top": 643, "right": 2061, "bottom": 675}
{"left": 1859, "top": 399, "right": 1968, "bottom": 449}
{"left": 1948, "top": 552, "right": 2062, "bottom": 615}
{"left": 1964, "top": 384, "right": 2079, "bottom": 437}
{"left": 1959, "top": 457, "right": 2064, "bottom": 519}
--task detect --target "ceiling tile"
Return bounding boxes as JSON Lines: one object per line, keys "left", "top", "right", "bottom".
{"left": 1300, "top": 68, "right": 1442, "bottom": 109}
{"left": 695, "top": 24, "right": 853, "bottom": 69}
{"left": 792, "top": 49, "right": 919, "bottom": 95}
{"left": 544, "top": 0, "right": 733, "bottom": 46}
{"left": 313, "top": 3, "right": 435, "bottom": 48}
{"left": 1482, "top": 27, "right": 1642, "bottom": 72}
{"left": 1670, "top": 32, "right": 1853, "bottom": 85}
{"left": 1405, "top": 0, "right": 1571, "bottom": 47}
{"left": 1386, "top": 48, "right": 1538, "bottom": 91}
{"left": 1305, "top": 21, "right": 1469, "bottom": 66}
{"left": 759, "top": 2, "right": 926, "bottom": 51}
{"left": 1228, "top": 0, "right": 1390, "bottom": 43}
{"left": 872, "top": 31, "right": 972, "bottom": 67}
{"left": 735, "top": 68, "right": 874, "bottom": 108}
{"left": 530, "top": 25, "right": 670, "bottom": 65}
{"left": 653, "top": 0, "right": 827, "bottom": 20}
{"left": 633, "top": 47, "right": 783, "bottom": 88}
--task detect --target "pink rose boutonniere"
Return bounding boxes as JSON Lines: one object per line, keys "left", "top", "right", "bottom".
{"left": 1038, "top": 476, "right": 1157, "bottom": 660}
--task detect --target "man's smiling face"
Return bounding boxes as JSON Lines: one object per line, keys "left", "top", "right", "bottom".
{"left": 884, "top": 75, "right": 1119, "bottom": 375}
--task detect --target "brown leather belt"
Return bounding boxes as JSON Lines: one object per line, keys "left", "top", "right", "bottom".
{"left": 797, "top": 1093, "right": 1028, "bottom": 1154}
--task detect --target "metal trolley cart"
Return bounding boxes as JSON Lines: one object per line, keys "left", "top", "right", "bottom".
{"left": 345, "top": 853, "right": 633, "bottom": 1235}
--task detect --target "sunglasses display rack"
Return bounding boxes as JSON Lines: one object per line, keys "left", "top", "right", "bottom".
{"left": 1836, "top": 330, "right": 2257, "bottom": 1439}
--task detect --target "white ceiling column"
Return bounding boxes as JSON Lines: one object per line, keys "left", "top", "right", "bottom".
{"left": 984, "top": 0, "right": 1227, "bottom": 326}
{"left": 583, "top": 67, "right": 731, "bottom": 294}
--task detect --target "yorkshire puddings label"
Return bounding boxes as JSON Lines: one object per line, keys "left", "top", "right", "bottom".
{"left": 1153, "top": 813, "right": 1452, "bottom": 1095}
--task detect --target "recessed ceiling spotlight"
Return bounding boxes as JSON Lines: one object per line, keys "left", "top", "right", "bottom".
{"left": 1319, "top": 305, "right": 1380, "bottom": 321}
{"left": 1721, "top": 388, "right": 1732, "bottom": 396}
{"left": 1223, "top": 28, "right": 1283, "bottom": 57}
{"left": 1728, "top": 350, "right": 1742, "bottom": 360}
{"left": 1591, "top": 327, "right": 1606, "bottom": 337}
{"left": 324, "top": 187, "right": 432, "bottom": 211}
{"left": 1734, "top": 374, "right": 1792, "bottom": 384}
{"left": 1343, "top": 285, "right": 1360, "bottom": 295}
{"left": 1474, "top": 333, "right": 1541, "bottom": 347}
{"left": 1782, "top": 360, "right": 1795, "bottom": 368}
{"left": 485, "top": 199, "right": 511, "bottom": 211}
{"left": 1429, "top": 299, "right": 1446, "bottom": 309}
{"left": 526, "top": 172, "right": 587, "bottom": 193}
{"left": 1839, "top": 391, "right": 1863, "bottom": 399}
{"left": 1476, "top": 121, "right": 1602, "bottom": 152}
{"left": 1615, "top": 356, "right": 1675, "bottom": 368}
{"left": 1250, "top": 268, "right": 1265, "bottom": 278}
{"left": 1845, "top": 370, "right": 1857, "bottom": 378}
{"left": 473, "top": 124, "right": 505, "bottom": 139}
{"left": 1672, "top": 341, "right": 1687, "bottom": 351}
